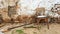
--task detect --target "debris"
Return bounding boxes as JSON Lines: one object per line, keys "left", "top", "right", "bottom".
{"left": 23, "top": 26, "right": 37, "bottom": 28}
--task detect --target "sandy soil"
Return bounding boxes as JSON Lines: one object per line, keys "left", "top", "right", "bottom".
{"left": 0, "top": 23, "right": 60, "bottom": 34}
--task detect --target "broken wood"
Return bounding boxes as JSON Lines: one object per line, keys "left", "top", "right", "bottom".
{"left": 2, "top": 23, "right": 33, "bottom": 32}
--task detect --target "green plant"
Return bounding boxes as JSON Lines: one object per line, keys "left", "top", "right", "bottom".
{"left": 16, "top": 30, "right": 24, "bottom": 34}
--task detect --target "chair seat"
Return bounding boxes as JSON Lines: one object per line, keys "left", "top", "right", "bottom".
{"left": 37, "top": 16, "right": 47, "bottom": 18}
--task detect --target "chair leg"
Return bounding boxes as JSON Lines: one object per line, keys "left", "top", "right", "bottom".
{"left": 47, "top": 21, "right": 49, "bottom": 29}
{"left": 36, "top": 19, "right": 40, "bottom": 30}
{"left": 36, "top": 19, "right": 40, "bottom": 25}
{"left": 45, "top": 18, "right": 49, "bottom": 29}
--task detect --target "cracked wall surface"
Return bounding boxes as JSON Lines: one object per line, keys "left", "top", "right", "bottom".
{"left": 0, "top": 0, "right": 60, "bottom": 19}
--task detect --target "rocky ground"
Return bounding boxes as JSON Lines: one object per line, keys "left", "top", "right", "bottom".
{"left": 0, "top": 22, "right": 60, "bottom": 34}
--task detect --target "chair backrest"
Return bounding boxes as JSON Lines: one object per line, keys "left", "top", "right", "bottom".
{"left": 35, "top": 7, "right": 45, "bottom": 16}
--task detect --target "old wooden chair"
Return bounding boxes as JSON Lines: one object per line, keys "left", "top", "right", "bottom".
{"left": 35, "top": 7, "right": 49, "bottom": 29}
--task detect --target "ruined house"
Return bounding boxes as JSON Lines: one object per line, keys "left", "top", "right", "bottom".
{"left": 0, "top": 0, "right": 60, "bottom": 23}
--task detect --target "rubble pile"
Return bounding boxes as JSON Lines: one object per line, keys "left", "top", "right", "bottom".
{"left": 0, "top": 0, "right": 60, "bottom": 23}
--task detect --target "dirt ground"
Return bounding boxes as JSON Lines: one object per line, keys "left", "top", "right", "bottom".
{"left": 0, "top": 23, "right": 60, "bottom": 34}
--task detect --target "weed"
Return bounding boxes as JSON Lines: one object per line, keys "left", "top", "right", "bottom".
{"left": 16, "top": 29, "right": 24, "bottom": 34}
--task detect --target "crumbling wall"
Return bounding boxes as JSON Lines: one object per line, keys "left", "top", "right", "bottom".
{"left": 17, "top": 0, "right": 60, "bottom": 16}
{"left": 0, "top": 0, "right": 10, "bottom": 22}
{"left": 0, "top": 0, "right": 60, "bottom": 21}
